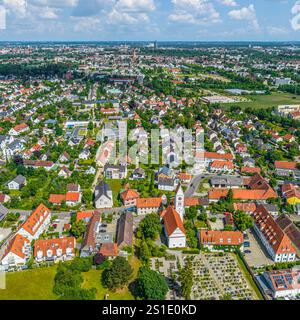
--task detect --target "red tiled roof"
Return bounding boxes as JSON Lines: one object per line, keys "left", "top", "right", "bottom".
{"left": 76, "top": 211, "right": 95, "bottom": 222}
{"left": 137, "top": 197, "right": 162, "bottom": 208}
{"left": 161, "top": 205, "right": 186, "bottom": 236}
{"left": 4, "top": 234, "right": 30, "bottom": 259}
{"left": 34, "top": 237, "right": 76, "bottom": 257}
{"left": 209, "top": 188, "right": 277, "bottom": 200}
{"left": 13, "top": 123, "right": 28, "bottom": 132}
{"left": 99, "top": 243, "right": 118, "bottom": 257}
{"left": 120, "top": 189, "right": 140, "bottom": 202}
{"left": 204, "top": 152, "right": 233, "bottom": 160}
{"left": 233, "top": 202, "right": 257, "bottom": 213}
{"left": 200, "top": 230, "right": 243, "bottom": 246}
{"left": 210, "top": 160, "right": 234, "bottom": 169}
{"left": 253, "top": 205, "right": 296, "bottom": 255}
{"left": 275, "top": 161, "right": 298, "bottom": 170}
{"left": 49, "top": 194, "right": 65, "bottom": 204}
{"left": 20, "top": 204, "right": 51, "bottom": 236}
{"left": 241, "top": 166, "right": 261, "bottom": 174}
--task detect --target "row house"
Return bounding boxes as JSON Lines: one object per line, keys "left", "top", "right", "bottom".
{"left": 17, "top": 204, "right": 51, "bottom": 241}
{"left": 34, "top": 237, "right": 76, "bottom": 263}
{"left": 1, "top": 234, "right": 31, "bottom": 270}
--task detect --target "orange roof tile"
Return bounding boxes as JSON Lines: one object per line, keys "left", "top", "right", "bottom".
{"left": 161, "top": 205, "right": 186, "bottom": 236}
{"left": 200, "top": 230, "right": 243, "bottom": 246}
{"left": 253, "top": 205, "right": 296, "bottom": 255}
{"left": 20, "top": 204, "right": 51, "bottom": 236}
{"left": 34, "top": 237, "right": 76, "bottom": 257}
{"left": 137, "top": 197, "right": 162, "bottom": 208}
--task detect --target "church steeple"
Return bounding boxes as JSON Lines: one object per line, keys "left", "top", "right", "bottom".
{"left": 175, "top": 183, "right": 185, "bottom": 221}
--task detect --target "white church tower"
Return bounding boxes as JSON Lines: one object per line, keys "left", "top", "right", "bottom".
{"left": 175, "top": 183, "right": 185, "bottom": 221}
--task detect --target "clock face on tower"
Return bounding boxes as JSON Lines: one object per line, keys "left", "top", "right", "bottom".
{"left": 178, "top": 197, "right": 182, "bottom": 201}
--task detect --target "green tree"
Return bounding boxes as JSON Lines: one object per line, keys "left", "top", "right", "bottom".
{"left": 70, "top": 219, "right": 86, "bottom": 238}
{"left": 137, "top": 214, "right": 162, "bottom": 240}
{"left": 233, "top": 211, "right": 254, "bottom": 231}
{"left": 179, "top": 258, "right": 193, "bottom": 300}
{"left": 102, "top": 257, "right": 133, "bottom": 291}
{"left": 136, "top": 267, "right": 168, "bottom": 300}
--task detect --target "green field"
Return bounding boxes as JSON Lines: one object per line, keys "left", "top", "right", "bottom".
{"left": 0, "top": 265, "right": 135, "bottom": 300}
{"left": 0, "top": 267, "right": 57, "bottom": 300}
{"left": 221, "top": 92, "right": 300, "bottom": 109}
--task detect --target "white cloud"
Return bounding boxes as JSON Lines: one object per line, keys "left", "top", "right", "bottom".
{"left": 291, "top": 0, "right": 300, "bottom": 31}
{"left": 107, "top": 0, "right": 155, "bottom": 25}
{"left": 30, "top": 0, "right": 79, "bottom": 8}
{"left": 115, "top": 0, "right": 156, "bottom": 12}
{"left": 228, "top": 4, "right": 259, "bottom": 31}
{"left": 169, "top": 0, "right": 221, "bottom": 25}
{"left": 0, "top": 5, "right": 6, "bottom": 29}
{"left": 218, "top": 0, "right": 237, "bottom": 6}
{"left": 3, "top": 0, "right": 27, "bottom": 18}
{"left": 267, "top": 26, "right": 288, "bottom": 35}
{"left": 37, "top": 7, "right": 58, "bottom": 19}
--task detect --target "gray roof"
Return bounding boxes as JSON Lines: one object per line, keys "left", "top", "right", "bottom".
{"left": 95, "top": 181, "right": 112, "bottom": 201}
{"left": 0, "top": 204, "right": 8, "bottom": 221}
{"left": 158, "top": 177, "right": 175, "bottom": 187}
{"left": 10, "top": 175, "right": 26, "bottom": 185}
{"left": 104, "top": 164, "right": 126, "bottom": 172}
{"left": 117, "top": 212, "right": 133, "bottom": 248}
{"left": 210, "top": 176, "right": 243, "bottom": 187}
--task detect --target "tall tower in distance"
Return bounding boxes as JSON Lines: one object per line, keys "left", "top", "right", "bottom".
{"left": 154, "top": 40, "right": 158, "bottom": 50}
{"left": 175, "top": 183, "right": 185, "bottom": 221}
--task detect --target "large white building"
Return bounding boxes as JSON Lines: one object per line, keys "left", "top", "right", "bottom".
{"left": 17, "top": 204, "right": 51, "bottom": 241}
{"left": 253, "top": 205, "right": 296, "bottom": 263}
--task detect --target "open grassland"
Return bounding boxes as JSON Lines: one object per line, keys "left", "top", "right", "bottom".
{"left": 221, "top": 92, "right": 300, "bottom": 109}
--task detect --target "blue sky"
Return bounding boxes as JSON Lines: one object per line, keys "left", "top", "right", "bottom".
{"left": 0, "top": 0, "right": 299, "bottom": 41}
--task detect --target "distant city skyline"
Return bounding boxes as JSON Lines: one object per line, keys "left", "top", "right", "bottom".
{"left": 0, "top": 0, "right": 299, "bottom": 41}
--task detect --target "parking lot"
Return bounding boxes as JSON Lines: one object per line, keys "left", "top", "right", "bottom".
{"left": 243, "top": 229, "right": 273, "bottom": 268}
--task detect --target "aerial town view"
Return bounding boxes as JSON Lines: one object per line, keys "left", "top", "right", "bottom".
{"left": 0, "top": 0, "right": 300, "bottom": 306}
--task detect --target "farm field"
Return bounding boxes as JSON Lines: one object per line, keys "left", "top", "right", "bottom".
{"left": 221, "top": 92, "right": 300, "bottom": 109}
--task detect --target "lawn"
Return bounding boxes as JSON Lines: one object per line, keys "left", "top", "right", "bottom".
{"left": 0, "top": 257, "right": 141, "bottom": 300}
{"left": 0, "top": 266, "right": 57, "bottom": 300}
{"left": 221, "top": 92, "right": 300, "bottom": 109}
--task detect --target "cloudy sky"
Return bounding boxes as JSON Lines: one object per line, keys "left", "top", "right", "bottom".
{"left": 0, "top": 0, "right": 299, "bottom": 41}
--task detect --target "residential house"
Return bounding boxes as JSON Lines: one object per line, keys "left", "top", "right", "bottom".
{"left": 275, "top": 161, "right": 300, "bottom": 179}
{"left": 7, "top": 175, "right": 26, "bottom": 190}
{"left": 130, "top": 167, "right": 146, "bottom": 180}
{"left": 17, "top": 204, "right": 51, "bottom": 241}
{"left": 104, "top": 164, "right": 127, "bottom": 180}
{"left": 9, "top": 123, "right": 29, "bottom": 136}
{"left": 1, "top": 234, "right": 31, "bottom": 270}
{"left": 94, "top": 181, "right": 113, "bottom": 209}
{"left": 136, "top": 197, "right": 163, "bottom": 215}
{"left": 34, "top": 237, "right": 76, "bottom": 263}
{"left": 120, "top": 189, "right": 140, "bottom": 207}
